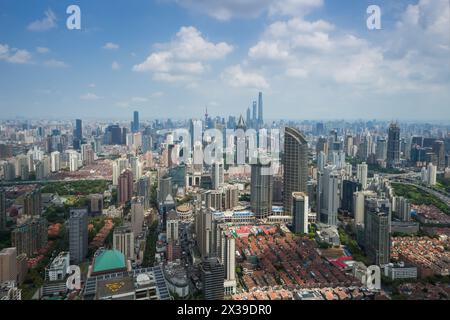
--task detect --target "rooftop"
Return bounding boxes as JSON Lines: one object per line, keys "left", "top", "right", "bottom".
{"left": 93, "top": 249, "right": 126, "bottom": 274}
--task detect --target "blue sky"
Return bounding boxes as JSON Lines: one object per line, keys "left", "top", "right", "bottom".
{"left": 0, "top": 0, "right": 449, "bottom": 121}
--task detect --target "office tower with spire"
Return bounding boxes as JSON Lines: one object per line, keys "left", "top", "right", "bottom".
{"left": 387, "top": 123, "right": 401, "bottom": 168}
{"left": 283, "top": 127, "right": 308, "bottom": 216}
{"left": 250, "top": 161, "right": 273, "bottom": 219}
{"left": 258, "top": 91, "right": 263, "bottom": 127}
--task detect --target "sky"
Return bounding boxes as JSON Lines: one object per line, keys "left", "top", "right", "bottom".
{"left": 0, "top": 0, "right": 449, "bottom": 121}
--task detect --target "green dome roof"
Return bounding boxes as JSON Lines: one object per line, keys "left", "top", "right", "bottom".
{"left": 93, "top": 249, "right": 126, "bottom": 274}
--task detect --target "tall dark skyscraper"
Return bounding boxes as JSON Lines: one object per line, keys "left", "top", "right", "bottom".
{"left": 387, "top": 123, "right": 401, "bottom": 168}
{"left": 69, "top": 209, "right": 88, "bottom": 265}
{"left": 201, "top": 257, "right": 225, "bottom": 300}
{"left": 74, "top": 119, "right": 83, "bottom": 150}
{"left": 283, "top": 127, "right": 308, "bottom": 216}
{"left": 258, "top": 92, "right": 263, "bottom": 126}
{"left": 75, "top": 119, "right": 82, "bottom": 140}
{"left": 132, "top": 111, "right": 140, "bottom": 133}
{"left": 364, "top": 198, "right": 391, "bottom": 266}
{"left": 246, "top": 107, "right": 251, "bottom": 128}
{"left": 250, "top": 161, "right": 273, "bottom": 219}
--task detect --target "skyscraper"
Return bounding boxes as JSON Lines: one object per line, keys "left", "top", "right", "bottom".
{"left": 317, "top": 166, "right": 339, "bottom": 226}
{"left": 283, "top": 127, "right": 308, "bottom": 216}
{"left": 257, "top": 91, "right": 263, "bottom": 127}
{"left": 69, "top": 209, "right": 88, "bottom": 264}
{"left": 292, "top": 192, "right": 309, "bottom": 234}
{"left": 356, "top": 162, "right": 368, "bottom": 190}
{"left": 132, "top": 111, "right": 140, "bottom": 133}
{"left": 364, "top": 198, "right": 391, "bottom": 266}
{"left": 201, "top": 257, "right": 224, "bottom": 300}
{"left": 250, "top": 161, "right": 273, "bottom": 219}
{"left": 118, "top": 169, "right": 133, "bottom": 205}
{"left": 130, "top": 197, "right": 145, "bottom": 235}
{"left": 387, "top": 123, "right": 401, "bottom": 168}
{"left": 75, "top": 119, "right": 82, "bottom": 140}
{"left": 11, "top": 217, "right": 48, "bottom": 257}
{"left": 211, "top": 160, "right": 224, "bottom": 190}
{"left": 166, "top": 210, "right": 179, "bottom": 243}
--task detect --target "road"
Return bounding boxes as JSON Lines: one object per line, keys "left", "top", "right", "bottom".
{"left": 385, "top": 172, "right": 450, "bottom": 207}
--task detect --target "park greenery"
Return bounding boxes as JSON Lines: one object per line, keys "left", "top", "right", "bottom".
{"left": 436, "top": 176, "right": 450, "bottom": 194}
{"left": 338, "top": 226, "right": 370, "bottom": 265}
{"left": 41, "top": 180, "right": 110, "bottom": 196}
{"left": 392, "top": 183, "right": 450, "bottom": 215}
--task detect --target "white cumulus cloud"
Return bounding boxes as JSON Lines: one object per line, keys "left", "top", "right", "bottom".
{"left": 133, "top": 26, "right": 233, "bottom": 83}
{"left": 27, "top": 9, "right": 57, "bottom": 32}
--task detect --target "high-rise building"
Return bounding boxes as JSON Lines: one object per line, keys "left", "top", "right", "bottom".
{"left": 132, "top": 111, "right": 140, "bottom": 133}
{"left": 376, "top": 138, "right": 387, "bottom": 161}
{"left": 364, "top": 198, "right": 391, "bottom": 266}
{"left": 252, "top": 101, "right": 257, "bottom": 128}
{"left": 69, "top": 209, "right": 88, "bottom": 264}
{"left": 142, "top": 134, "right": 153, "bottom": 153}
{"left": 211, "top": 160, "right": 224, "bottom": 190}
{"left": 257, "top": 92, "right": 263, "bottom": 127}
{"left": 158, "top": 176, "right": 172, "bottom": 206}
{"left": 250, "top": 161, "right": 273, "bottom": 219}
{"left": 166, "top": 210, "right": 179, "bottom": 243}
{"left": 317, "top": 151, "right": 326, "bottom": 172}
{"left": 387, "top": 123, "right": 401, "bottom": 168}
{"left": 341, "top": 180, "right": 361, "bottom": 213}
{"left": 356, "top": 162, "right": 368, "bottom": 190}
{"left": 0, "top": 189, "right": 6, "bottom": 231}
{"left": 201, "top": 257, "right": 224, "bottom": 300}
{"left": 137, "top": 175, "right": 152, "bottom": 210}
{"left": 292, "top": 192, "right": 309, "bottom": 234}
{"left": 432, "top": 140, "right": 445, "bottom": 170}
{"left": 317, "top": 166, "right": 339, "bottom": 226}
{"left": 23, "top": 189, "right": 42, "bottom": 217}
{"left": 0, "top": 248, "right": 17, "bottom": 283}
{"left": 113, "top": 225, "right": 135, "bottom": 261}
{"left": 11, "top": 217, "right": 48, "bottom": 257}
{"left": 352, "top": 190, "right": 376, "bottom": 226}
{"left": 75, "top": 119, "right": 82, "bottom": 140}
{"left": 88, "top": 194, "right": 104, "bottom": 215}
{"left": 394, "top": 196, "right": 411, "bottom": 222}
{"left": 118, "top": 169, "right": 133, "bottom": 205}
{"left": 130, "top": 197, "right": 145, "bottom": 235}
{"left": 283, "top": 127, "right": 308, "bottom": 216}
{"left": 50, "top": 151, "right": 61, "bottom": 172}
{"left": 217, "top": 229, "right": 236, "bottom": 295}
{"left": 427, "top": 163, "right": 437, "bottom": 186}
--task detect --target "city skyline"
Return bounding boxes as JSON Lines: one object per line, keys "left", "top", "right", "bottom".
{"left": 0, "top": 0, "right": 449, "bottom": 120}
